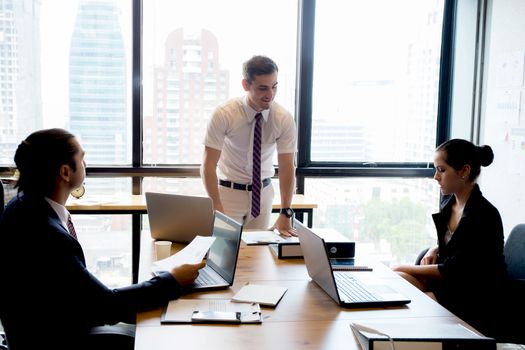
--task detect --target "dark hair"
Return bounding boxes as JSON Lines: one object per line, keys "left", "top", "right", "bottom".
{"left": 242, "top": 55, "right": 278, "bottom": 84}
{"left": 14, "top": 128, "right": 78, "bottom": 196}
{"left": 436, "top": 138, "right": 494, "bottom": 181}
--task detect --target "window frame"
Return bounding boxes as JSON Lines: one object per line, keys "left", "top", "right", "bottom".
{"left": 1, "top": 0, "right": 457, "bottom": 190}
{"left": 0, "top": 0, "right": 458, "bottom": 283}
{"left": 294, "top": 0, "right": 455, "bottom": 193}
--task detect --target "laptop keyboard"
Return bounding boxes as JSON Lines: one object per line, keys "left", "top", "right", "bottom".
{"left": 334, "top": 273, "right": 382, "bottom": 302}
{"left": 194, "top": 268, "right": 220, "bottom": 286}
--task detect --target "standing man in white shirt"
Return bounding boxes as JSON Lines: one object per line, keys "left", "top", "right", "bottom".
{"left": 201, "top": 55, "right": 297, "bottom": 236}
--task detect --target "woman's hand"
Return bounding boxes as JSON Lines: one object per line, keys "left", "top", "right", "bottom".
{"left": 421, "top": 246, "right": 439, "bottom": 265}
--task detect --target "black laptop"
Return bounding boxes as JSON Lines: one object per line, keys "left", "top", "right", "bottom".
{"left": 190, "top": 211, "right": 243, "bottom": 290}
{"left": 296, "top": 221, "right": 410, "bottom": 308}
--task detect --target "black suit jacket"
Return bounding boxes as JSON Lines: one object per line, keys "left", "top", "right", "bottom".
{"left": 432, "top": 184, "right": 509, "bottom": 337}
{"left": 0, "top": 193, "right": 182, "bottom": 350}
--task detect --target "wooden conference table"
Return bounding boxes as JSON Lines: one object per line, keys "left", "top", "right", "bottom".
{"left": 67, "top": 193, "right": 317, "bottom": 227}
{"left": 135, "top": 232, "right": 476, "bottom": 350}
{"left": 66, "top": 193, "right": 317, "bottom": 283}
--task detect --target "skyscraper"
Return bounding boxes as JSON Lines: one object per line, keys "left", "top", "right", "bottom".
{"left": 69, "top": 0, "right": 127, "bottom": 168}
{"left": 0, "top": 0, "right": 42, "bottom": 164}
{"left": 144, "top": 28, "right": 229, "bottom": 166}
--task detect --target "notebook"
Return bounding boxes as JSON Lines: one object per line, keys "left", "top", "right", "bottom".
{"left": 145, "top": 192, "right": 214, "bottom": 243}
{"left": 190, "top": 211, "right": 243, "bottom": 290}
{"left": 231, "top": 284, "right": 288, "bottom": 307}
{"left": 296, "top": 221, "right": 411, "bottom": 308}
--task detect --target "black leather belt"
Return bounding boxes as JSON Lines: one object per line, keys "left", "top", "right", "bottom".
{"left": 219, "top": 178, "right": 271, "bottom": 191}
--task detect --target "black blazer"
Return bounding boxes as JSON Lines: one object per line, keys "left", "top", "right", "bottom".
{"left": 432, "top": 184, "right": 509, "bottom": 337}
{"left": 0, "top": 193, "right": 182, "bottom": 350}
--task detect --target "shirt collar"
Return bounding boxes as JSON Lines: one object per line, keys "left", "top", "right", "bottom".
{"left": 45, "top": 197, "right": 70, "bottom": 228}
{"left": 242, "top": 95, "right": 269, "bottom": 122}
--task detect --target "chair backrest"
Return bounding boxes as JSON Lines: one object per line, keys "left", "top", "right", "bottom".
{"left": 0, "top": 180, "right": 4, "bottom": 218}
{"left": 504, "top": 224, "right": 525, "bottom": 280}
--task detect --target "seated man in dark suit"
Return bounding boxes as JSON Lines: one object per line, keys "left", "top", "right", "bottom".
{"left": 0, "top": 128, "right": 205, "bottom": 350}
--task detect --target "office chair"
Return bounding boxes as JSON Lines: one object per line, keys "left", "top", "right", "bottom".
{"left": 0, "top": 180, "right": 4, "bottom": 218}
{"left": 501, "top": 224, "right": 525, "bottom": 344}
{"left": 414, "top": 247, "right": 430, "bottom": 265}
{"left": 86, "top": 323, "right": 136, "bottom": 350}
{"left": 0, "top": 324, "right": 135, "bottom": 350}
{"left": 504, "top": 224, "right": 525, "bottom": 281}
{"left": 504, "top": 224, "right": 525, "bottom": 319}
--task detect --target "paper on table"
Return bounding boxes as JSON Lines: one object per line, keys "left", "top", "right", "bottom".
{"left": 152, "top": 236, "right": 215, "bottom": 274}
{"left": 242, "top": 230, "right": 299, "bottom": 245}
{"left": 231, "top": 284, "right": 288, "bottom": 307}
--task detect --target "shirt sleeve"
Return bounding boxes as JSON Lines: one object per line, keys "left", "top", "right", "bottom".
{"left": 203, "top": 108, "right": 228, "bottom": 151}
{"left": 276, "top": 112, "right": 297, "bottom": 154}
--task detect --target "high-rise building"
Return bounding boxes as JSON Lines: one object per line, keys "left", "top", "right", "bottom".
{"left": 0, "top": 0, "right": 42, "bottom": 164}
{"left": 311, "top": 120, "right": 366, "bottom": 161}
{"left": 404, "top": 4, "right": 443, "bottom": 163}
{"left": 144, "top": 28, "right": 229, "bottom": 166}
{"left": 69, "top": 0, "right": 127, "bottom": 168}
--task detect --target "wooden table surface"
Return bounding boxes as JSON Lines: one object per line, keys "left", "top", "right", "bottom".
{"left": 134, "top": 232, "right": 475, "bottom": 350}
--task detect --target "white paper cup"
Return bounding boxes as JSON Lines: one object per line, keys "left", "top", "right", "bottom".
{"left": 155, "top": 240, "right": 172, "bottom": 260}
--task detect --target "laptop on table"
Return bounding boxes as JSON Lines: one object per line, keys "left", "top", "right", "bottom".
{"left": 146, "top": 192, "right": 214, "bottom": 243}
{"left": 191, "top": 211, "right": 243, "bottom": 290}
{"left": 296, "top": 221, "right": 411, "bottom": 308}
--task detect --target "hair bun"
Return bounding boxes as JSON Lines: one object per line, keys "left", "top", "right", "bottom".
{"left": 478, "top": 145, "right": 494, "bottom": 167}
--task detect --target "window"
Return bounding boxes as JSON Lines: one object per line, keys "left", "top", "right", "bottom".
{"left": 306, "top": 177, "right": 440, "bottom": 265}
{"left": 310, "top": 0, "right": 445, "bottom": 163}
{"left": 142, "top": 0, "right": 298, "bottom": 165}
{"left": 0, "top": 0, "right": 455, "bottom": 285}
{"left": 0, "top": 0, "right": 132, "bottom": 166}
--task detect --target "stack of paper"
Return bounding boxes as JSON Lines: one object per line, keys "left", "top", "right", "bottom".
{"left": 151, "top": 236, "right": 215, "bottom": 274}
{"left": 242, "top": 230, "right": 299, "bottom": 245}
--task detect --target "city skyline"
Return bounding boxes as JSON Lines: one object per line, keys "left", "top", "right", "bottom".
{"left": 0, "top": 1, "right": 446, "bottom": 278}
{"left": 0, "top": 0, "right": 42, "bottom": 164}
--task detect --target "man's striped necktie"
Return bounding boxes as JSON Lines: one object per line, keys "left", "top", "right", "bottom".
{"left": 251, "top": 113, "right": 263, "bottom": 218}
{"left": 67, "top": 214, "right": 78, "bottom": 240}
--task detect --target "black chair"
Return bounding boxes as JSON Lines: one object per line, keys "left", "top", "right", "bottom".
{"left": 504, "top": 224, "right": 525, "bottom": 281}
{"left": 504, "top": 223, "right": 525, "bottom": 313}
{"left": 500, "top": 224, "right": 525, "bottom": 344}
{"left": 86, "top": 323, "right": 136, "bottom": 350}
{"left": 0, "top": 182, "right": 5, "bottom": 348}
{"left": 414, "top": 247, "right": 430, "bottom": 265}
{"left": 0, "top": 180, "right": 4, "bottom": 218}
{"left": 0, "top": 324, "right": 135, "bottom": 350}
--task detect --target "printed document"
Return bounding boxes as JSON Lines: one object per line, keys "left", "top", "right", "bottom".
{"left": 152, "top": 236, "right": 215, "bottom": 274}
{"left": 242, "top": 230, "right": 299, "bottom": 245}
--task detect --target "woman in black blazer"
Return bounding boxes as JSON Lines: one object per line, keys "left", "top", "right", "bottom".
{"left": 394, "top": 139, "right": 509, "bottom": 339}
{"left": 0, "top": 129, "right": 205, "bottom": 350}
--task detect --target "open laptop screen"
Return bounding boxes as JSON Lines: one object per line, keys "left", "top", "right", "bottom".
{"left": 206, "top": 211, "right": 243, "bottom": 284}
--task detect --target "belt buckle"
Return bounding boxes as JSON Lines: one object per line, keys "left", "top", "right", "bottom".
{"left": 245, "top": 184, "right": 251, "bottom": 192}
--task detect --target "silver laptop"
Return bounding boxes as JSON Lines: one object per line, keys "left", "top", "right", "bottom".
{"left": 146, "top": 192, "right": 214, "bottom": 243}
{"left": 191, "top": 211, "right": 243, "bottom": 290}
{"left": 296, "top": 221, "right": 411, "bottom": 308}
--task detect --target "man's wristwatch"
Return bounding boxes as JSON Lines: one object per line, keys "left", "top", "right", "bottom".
{"left": 280, "top": 208, "right": 294, "bottom": 218}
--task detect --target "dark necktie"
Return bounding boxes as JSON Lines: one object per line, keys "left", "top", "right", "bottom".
{"left": 251, "top": 113, "right": 263, "bottom": 218}
{"left": 67, "top": 214, "right": 78, "bottom": 240}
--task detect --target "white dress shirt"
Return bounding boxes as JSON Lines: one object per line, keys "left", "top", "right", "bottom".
{"left": 204, "top": 96, "right": 297, "bottom": 183}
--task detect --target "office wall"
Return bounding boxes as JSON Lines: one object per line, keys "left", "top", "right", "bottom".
{"left": 480, "top": 0, "right": 525, "bottom": 236}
